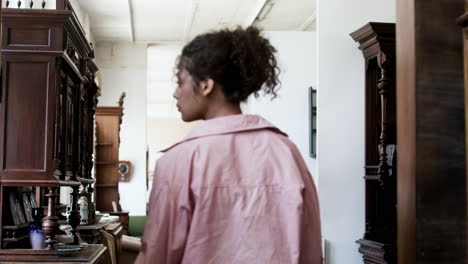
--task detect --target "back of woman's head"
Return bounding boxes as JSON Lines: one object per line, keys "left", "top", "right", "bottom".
{"left": 178, "top": 26, "right": 280, "bottom": 104}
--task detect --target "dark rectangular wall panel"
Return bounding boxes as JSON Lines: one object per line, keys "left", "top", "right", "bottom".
{"left": 397, "top": 0, "right": 467, "bottom": 263}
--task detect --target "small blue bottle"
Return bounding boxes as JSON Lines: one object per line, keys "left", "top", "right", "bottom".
{"left": 29, "top": 207, "right": 45, "bottom": 249}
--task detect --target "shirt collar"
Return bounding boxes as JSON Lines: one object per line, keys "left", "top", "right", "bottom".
{"left": 160, "top": 114, "right": 288, "bottom": 152}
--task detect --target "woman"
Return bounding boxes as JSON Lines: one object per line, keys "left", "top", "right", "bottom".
{"left": 135, "top": 26, "right": 322, "bottom": 264}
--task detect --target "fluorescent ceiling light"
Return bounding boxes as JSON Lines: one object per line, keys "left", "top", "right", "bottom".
{"left": 257, "top": 1, "right": 274, "bottom": 21}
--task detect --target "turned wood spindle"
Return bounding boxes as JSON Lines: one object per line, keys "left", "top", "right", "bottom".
{"left": 68, "top": 186, "right": 81, "bottom": 245}
{"left": 41, "top": 0, "right": 45, "bottom": 8}
{"left": 86, "top": 184, "right": 95, "bottom": 223}
{"left": 377, "top": 64, "right": 390, "bottom": 184}
{"left": 42, "top": 187, "right": 60, "bottom": 250}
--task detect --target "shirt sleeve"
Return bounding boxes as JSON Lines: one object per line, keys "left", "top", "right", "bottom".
{"left": 135, "top": 155, "right": 193, "bottom": 264}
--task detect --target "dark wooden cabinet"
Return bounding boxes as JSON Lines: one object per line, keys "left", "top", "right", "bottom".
{"left": 396, "top": 1, "right": 467, "bottom": 262}
{"left": 0, "top": 8, "right": 99, "bottom": 184}
{"left": 0, "top": 1, "right": 100, "bottom": 260}
{"left": 351, "top": 23, "right": 397, "bottom": 264}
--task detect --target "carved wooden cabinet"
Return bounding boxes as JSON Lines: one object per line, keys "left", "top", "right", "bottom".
{"left": 351, "top": 23, "right": 397, "bottom": 264}
{"left": 0, "top": 1, "right": 100, "bottom": 258}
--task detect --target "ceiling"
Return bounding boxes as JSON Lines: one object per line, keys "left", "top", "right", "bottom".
{"left": 78, "top": 0, "right": 316, "bottom": 43}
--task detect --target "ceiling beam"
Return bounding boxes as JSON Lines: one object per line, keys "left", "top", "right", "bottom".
{"left": 145, "top": 41, "right": 184, "bottom": 46}
{"left": 127, "top": 0, "right": 135, "bottom": 42}
{"left": 183, "top": 0, "right": 199, "bottom": 42}
{"left": 299, "top": 9, "right": 316, "bottom": 31}
{"left": 243, "top": 0, "right": 268, "bottom": 27}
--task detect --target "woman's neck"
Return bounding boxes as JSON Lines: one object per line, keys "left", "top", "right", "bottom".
{"left": 204, "top": 102, "right": 242, "bottom": 120}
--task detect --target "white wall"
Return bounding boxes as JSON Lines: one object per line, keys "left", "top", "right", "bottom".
{"left": 316, "top": 0, "right": 395, "bottom": 263}
{"left": 95, "top": 42, "right": 148, "bottom": 216}
{"left": 147, "top": 44, "right": 182, "bottom": 118}
{"left": 146, "top": 117, "right": 198, "bottom": 184}
{"left": 146, "top": 44, "right": 199, "bottom": 186}
{"left": 69, "top": 0, "right": 94, "bottom": 44}
{"left": 248, "top": 31, "right": 317, "bottom": 181}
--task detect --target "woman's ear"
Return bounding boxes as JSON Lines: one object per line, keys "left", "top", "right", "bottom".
{"left": 200, "top": 79, "right": 215, "bottom": 97}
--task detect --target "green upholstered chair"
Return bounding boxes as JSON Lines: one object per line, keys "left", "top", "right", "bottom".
{"left": 128, "top": 215, "right": 146, "bottom": 238}
{"left": 121, "top": 215, "right": 146, "bottom": 263}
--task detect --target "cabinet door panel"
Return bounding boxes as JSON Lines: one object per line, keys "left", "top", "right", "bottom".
{"left": 0, "top": 55, "right": 56, "bottom": 180}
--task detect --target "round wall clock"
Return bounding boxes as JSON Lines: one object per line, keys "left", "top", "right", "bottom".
{"left": 118, "top": 160, "right": 132, "bottom": 181}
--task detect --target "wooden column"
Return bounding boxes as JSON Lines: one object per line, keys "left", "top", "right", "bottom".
{"left": 42, "top": 187, "right": 59, "bottom": 250}
{"left": 397, "top": 0, "right": 467, "bottom": 263}
{"left": 68, "top": 186, "right": 81, "bottom": 245}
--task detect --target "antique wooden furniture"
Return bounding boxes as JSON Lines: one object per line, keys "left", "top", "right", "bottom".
{"left": 73, "top": 222, "right": 123, "bottom": 264}
{"left": 54, "top": 219, "right": 123, "bottom": 263}
{"left": 95, "top": 97, "right": 124, "bottom": 213}
{"left": 396, "top": 0, "right": 467, "bottom": 262}
{"left": 76, "top": 222, "right": 108, "bottom": 245}
{"left": 0, "top": 0, "right": 101, "bottom": 261}
{"left": 351, "top": 23, "right": 397, "bottom": 263}
{"left": 102, "top": 230, "right": 118, "bottom": 264}
{"left": 103, "top": 223, "right": 123, "bottom": 264}
{"left": 0, "top": 244, "right": 107, "bottom": 263}
{"left": 95, "top": 93, "right": 129, "bottom": 235}
{"left": 459, "top": 0, "right": 468, "bottom": 172}
{"left": 459, "top": 9, "right": 468, "bottom": 263}
{"left": 108, "top": 211, "right": 128, "bottom": 236}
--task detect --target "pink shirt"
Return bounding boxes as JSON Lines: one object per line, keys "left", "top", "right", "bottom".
{"left": 135, "top": 114, "right": 322, "bottom": 264}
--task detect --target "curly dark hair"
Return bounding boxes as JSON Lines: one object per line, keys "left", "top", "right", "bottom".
{"left": 177, "top": 26, "right": 280, "bottom": 104}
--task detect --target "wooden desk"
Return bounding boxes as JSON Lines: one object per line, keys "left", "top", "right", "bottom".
{"left": 0, "top": 244, "right": 107, "bottom": 263}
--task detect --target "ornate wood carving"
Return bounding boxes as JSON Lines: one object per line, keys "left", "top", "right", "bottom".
{"left": 65, "top": 42, "right": 81, "bottom": 71}
{"left": 80, "top": 85, "right": 88, "bottom": 180}
{"left": 351, "top": 22, "right": 397, "bottom": 264}
{"left": 0, "top": 8, "right": 100, "bottom": 253}
{"left": 65, "top": 77, "right": 74, "bottom": 180}
{"left": 377, "top": 63, "right": 390, "bottom": 185}
{"left": 68, "top": 186, "right": 80, "bottom": 245}
{"left": 42, "top": 187, "right": 59, "bottom": 250}
{"left": 53, "top": 60, "right": 64, "bottom": 180}
{"left": 118, "top": 92, "right": 126, "bottom": 108}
